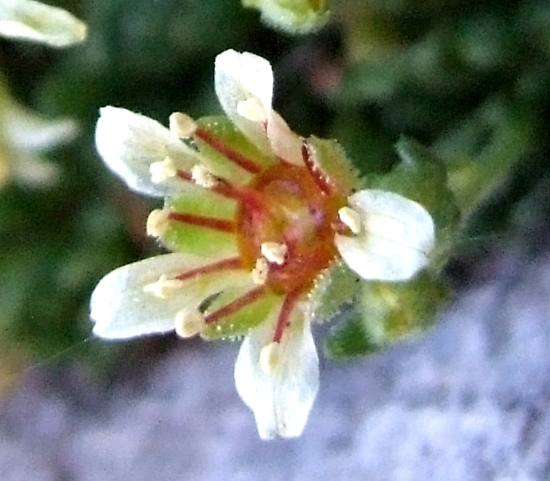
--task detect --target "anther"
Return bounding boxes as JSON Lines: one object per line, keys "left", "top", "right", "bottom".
{"left": 150, "top": 156, "right": 177, "bottom": 183}
{"left": 338, "top": 206, "right": 362, "bottom": 234}
{"left": 251, "top": 258, "right": 269, "bottom": 285}
{"left": 143, "top": 274, "right": 185, "bottom": 298}
{"left": 259, "top": 342, "right": 281, "bottom": 374}
{"left": 169, "top": 112, "right": 197, "bottom": 138}
{"left": 236, "top": 97, "right": 268, "bottom": 123}
{"left": 174, "top": 308, "right": 205, "bottom": 338}
{"left": 261, "top": 242, "right": 288, "bottom": 265}
{"left": 146, "top": 209, "right": 170, "bottom": 237}
{"left": 191, "top": 164, "right": 218, "bottom": 188}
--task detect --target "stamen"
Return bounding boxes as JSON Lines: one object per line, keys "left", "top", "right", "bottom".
{"left": 191, "top": 164, "right": 219, "bottom": 188}
{"left": 150, "top": 156, "right": 177, "bottom": 183}
{"left": 236, "top": 97, "right": 268, "bottom": 123}
{"left": 195, "top": 128, "right": 262, "bottom": 174}
{"left": 259, "top": 342, "right": 280, "bottom": 374}
{"left": 261, "top": 242, "right": 288, "bottom": 265}
{"left": 204, "top": 286, "right": 266, "bottom": 325}
{"left": 169, "top": 112, "right": 197, "bottom": 138}
{"left": 175, "top": 308, "right": 205, "bottom": 338}
{"left": 273, "top": 289, "right": 302, "bottom": 343}
{"left": 146, "top": 209, "right": 170, "bottom": 237}
{"left": 338, "top": 206, "right": 362, "bottom": 234}
{"left": 251, "top": 258, "right": 269, "bottom": 285}
{"left": 143, "top": 274, "right": 185, "bottom": 298}
{"left": 176, "top": 257, "right": 242, "bottom": 282}
{"left": 168, "top": 212, "right": 235, "bottom": 233}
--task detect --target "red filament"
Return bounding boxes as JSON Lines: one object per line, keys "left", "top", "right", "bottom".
{"left": 204, "top": 285, "right": 267, "bottom": 325}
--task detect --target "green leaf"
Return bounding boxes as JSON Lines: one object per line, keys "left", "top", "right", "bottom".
{"left": 324, "top": 310, "right": 379, "bottom": 360}
{"left": 325, "top": 271, "right": 449, "bottom": 360}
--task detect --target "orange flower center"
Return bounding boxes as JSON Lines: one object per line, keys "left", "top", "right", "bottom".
{"left": 236, "top": 163, "right": 344, "bottom": 295}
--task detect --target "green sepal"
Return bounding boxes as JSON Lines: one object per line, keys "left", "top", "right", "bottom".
{"left": 163, "top": 184, "right": 238, "bottom": 258}
{"left": 370, "top": 137, "right": 461, "bottom": 269}
{"left": 242, "top": 0, "right": 330, "bottom": 34}
{"left": 325, "top": 271, "right": 450, "bottom": 360}
{"left": 201, "top": 290, "right": 281, "bottom": 340}
{"left": 306, "top": 135, "right": 364, "bottom": 196}
{"left": 195, "top": 116, "right": 275, "bottom": 184}
{"left": 306, "top": 260, "right": 361, "bottom": 324}
{"left": 324, "top": 309, "right": 380, "bottom": 359}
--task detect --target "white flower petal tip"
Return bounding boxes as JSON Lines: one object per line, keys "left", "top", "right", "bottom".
{"left": 235, "top": 315, "right": 319, "bottom": 440}
{"left": 237, "top": 98, "right": 268, "bottom": 123}
{"left": 0, "top": 0, "right": 87, "bottom": 47}
{"left": 95, "top": 107, "right": 198, "bottom": 197}
{"left": 214, "top": 49, "right": 303, "bottom": 165}
{"left": 214, "top": 50, "right": 273, "bottom": 152}
{"left": 90, "top": 253, "right": 196, "bottom": 339}
{"left": 335, "top": 190, "right": 435, "bottom": 282}
{"left": 215, "top": 49, "right": 274, "bottom": 119}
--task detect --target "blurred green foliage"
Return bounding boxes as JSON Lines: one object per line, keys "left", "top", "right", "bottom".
{"left": 1, "top": 0, "right": 550, "bottom": 370}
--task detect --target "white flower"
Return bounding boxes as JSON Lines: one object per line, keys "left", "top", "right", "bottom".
{"left": 0, "top": 78, "right": 77, "bottom": 187}
{"left": 91, "top": 49, "right": 435, "bottom": 440}
{"left": 0, "top": 0, "right": 86, "bottom": 47}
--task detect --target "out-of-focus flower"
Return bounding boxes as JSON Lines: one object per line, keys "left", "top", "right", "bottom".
{"left": 242, "top": 0, "right": 330, "bottom": 34}
{"left": 0, "top": 0, "right": 86, "bottom": 47}
{"left": 90, "top": 49, "right": 435, "bottom": 439}
{"left": 0, "top": 78, "right": 77, "bottom": 187}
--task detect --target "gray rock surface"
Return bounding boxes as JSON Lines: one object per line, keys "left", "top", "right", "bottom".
{"left": 2, "top": 250, "right": 550, "bottom": 480}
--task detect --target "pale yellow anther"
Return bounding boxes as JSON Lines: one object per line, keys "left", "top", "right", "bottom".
{"left": 174, "top": 308, "right": 205, "bottom": 338}
{"left": 191, "top": 164, "right": 218, "bottom": 188}
{"left": 150, "top": 156, "right": 177, "bottom": 183}
{"left": 259, "top": 342, "right": 281, "bottom": 374}
{"left": 338, "top": 206, "right": 362, "bottom": 235}
{"left": 261, "top": 242, "right": 288, "bottom": 265}
{"left": 251, "top": 258, "right": 269, "bottom": 285}
{"left": 146, "top": 209, "right": 170, "bottom": 237}
{"left": 143, "top": 274, "right": 185, "bottom": 298}
{"left": 236, "top": 97, "right": 268, "bottom": 123}
{"left": 169, "top": 112, "right": 197, "bottom": 138}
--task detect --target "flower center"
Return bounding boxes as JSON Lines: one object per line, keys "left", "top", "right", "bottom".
{"left": 236, "top": 163, "right": 344, "bottom": 295}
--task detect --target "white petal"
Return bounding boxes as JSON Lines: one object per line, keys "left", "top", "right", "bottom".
{"left": 335, "top": 189, "right": 435, "bottom": 281}
{"left": 4, "top": 101, "right": 77, "bottom": 151}
{"left": 0, "top": 0, "right": 86, "bottom": 47}
{"left": 95, "top": 107, "right": 199, "bottom": 197}
{"left": 91, "top": 252, "right": 249, "bottom": 339}
{"left": 266, "top": 110, "right": 303, "bottom": 165}
{"left": 9, "top": 152, "right": 59, "bottom": 187}
{"left": 215, "top": 49, "right": 274, "bottom": 155}
{"left": 234, "top": 305, "right": 319, "bottom": 439}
